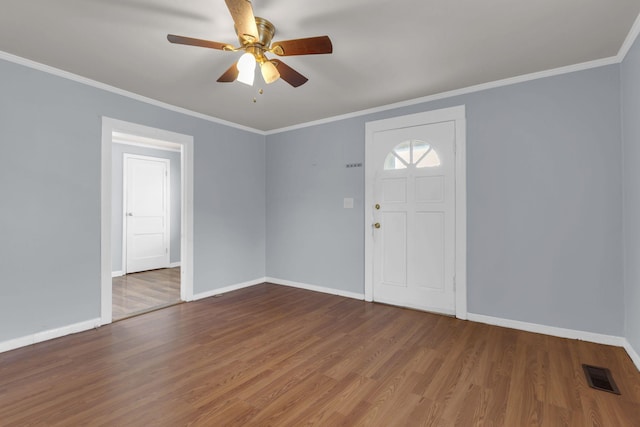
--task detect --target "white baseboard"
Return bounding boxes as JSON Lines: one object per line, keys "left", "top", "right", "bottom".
{"left": 0, "top": 335, "right": 33, "bottom": 354}
{"left": 467, "top": 313, "right": 626, "bottom": 347}
{"left": 169, "top": 262, "right": 181, "bottom": 268}
{"left": 623, "top": 339, "right": 640, "bottom": 371}
{"left": 3, "top": 291, "right": 635, "bottom": 375}
{"left": 0, "top": 280, "right": 355, "bottom": 355}
{"left": 0, "top": 318, "right": 101, "bottom": 354}
{"left": 193, "top": 277, "right": 365, "bottom": 302}
{"left": 192, "top": 277, "right": 266, "bottom": 301}
{"left": 265, "top": 277, "right": 365, "bottom": 300}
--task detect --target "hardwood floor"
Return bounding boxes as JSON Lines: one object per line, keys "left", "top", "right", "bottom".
{"left": 112, "top": 267, "right": 181, "bottom": 320}
{"left": 1, "top": 284, "right": 639, "bottom": 426}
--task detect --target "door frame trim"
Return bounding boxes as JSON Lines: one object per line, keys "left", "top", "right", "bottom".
{"left": 364, "top": 105, "right": 467, "bottom": 319}
{"left": 122, "top": 153, "right": 171, "bottom": 274}
{"left": 101, "top": 117, "right": 194, "bottom": 325}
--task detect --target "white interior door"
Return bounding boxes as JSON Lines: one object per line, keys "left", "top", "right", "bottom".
{"left": 370, "top": 121, "right": 456, "bottom": 314}
{"left": 124, "top": 154, "right": 170, "bottom": 274}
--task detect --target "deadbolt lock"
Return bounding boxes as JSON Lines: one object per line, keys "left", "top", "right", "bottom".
{"left": 375, "top": 204, "right": 380, "bottom": 210}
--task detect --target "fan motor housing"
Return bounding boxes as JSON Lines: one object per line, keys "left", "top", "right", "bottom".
{"left": 237, "top": 17, "right": 275, "bottom": 48}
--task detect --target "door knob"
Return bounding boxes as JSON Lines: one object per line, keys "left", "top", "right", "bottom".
{"left": 374, "top": 223, "right": 381, "bottom": 229}
{"left": 375, "top": 204, "right": 380, "bottom": 210}
{"left": 126, "top": 212, "right": 133, "bottom": 216}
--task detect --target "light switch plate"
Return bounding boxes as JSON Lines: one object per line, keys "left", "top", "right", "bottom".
{"left": 343, "top": 198, "right": 354, "bottom": 209}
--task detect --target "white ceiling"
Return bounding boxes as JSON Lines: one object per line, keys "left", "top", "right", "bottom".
{"left": 1, "top": 0, "right": 638, "bottom": 131}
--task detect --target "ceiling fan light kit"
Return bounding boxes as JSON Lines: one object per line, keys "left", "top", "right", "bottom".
{"left": 236, "top": 52, "right": 256, "bottom": 85}
{"left": 167, "top": 0, "right": 333, "bottom": 88}
{"left": 261, "top": 60, "right": 280, "bottom": 84}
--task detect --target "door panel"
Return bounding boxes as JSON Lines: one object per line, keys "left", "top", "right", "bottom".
{"left": 381, "top": 178, "right": 407, "bottom": 203}
{"left": 381, "top": 212, "right": 407, "bottom": 286}
{"left": 125, "top": 155, "right": 170, "bottom": 274}
{"left": 415, "top": 176, "right": 444, "bottom": 202}
{"left": 413, "top": 212, "right": 444, "bottom": 290}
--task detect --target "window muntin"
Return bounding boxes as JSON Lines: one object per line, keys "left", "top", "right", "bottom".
{"left": 384, "top": 140, "right": 441, "bottom": 170}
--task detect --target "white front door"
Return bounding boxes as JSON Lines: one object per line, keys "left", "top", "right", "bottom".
{"left": 365, "top": 107, "right": 466, "bottom": 316}
{"left": 124, "top": 154, "right": 170, "bottom": 274}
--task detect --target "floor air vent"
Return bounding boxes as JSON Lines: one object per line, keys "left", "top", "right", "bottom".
{"left": 582, "top": 364, "right": 620, "bottom": 394}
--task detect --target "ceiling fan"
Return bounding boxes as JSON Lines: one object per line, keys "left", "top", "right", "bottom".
{"left": 167, "top": 0, "right": 333, "bottom": 87}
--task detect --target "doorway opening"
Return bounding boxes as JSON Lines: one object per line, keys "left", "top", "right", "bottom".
{"left": 101, "top": 118, "right": 194, "bottom": 325}
{"left": 113, "top": 146, "right": 178, "bottom": 320}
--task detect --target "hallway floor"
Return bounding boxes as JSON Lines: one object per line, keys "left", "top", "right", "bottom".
{"left": 112, "top": 267, "right": 180, "bottom": 320}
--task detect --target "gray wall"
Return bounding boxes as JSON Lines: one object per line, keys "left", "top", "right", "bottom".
{"left": 0, "top": 43, "right": 634, "bottom": 345}
{"left": 111, "top": 143, "right": 181, "bottom": 272}
{"left": 0, "top": 57, "right": 265, "bottom": 343}
{"left": 622, "top": 36, "right": 640, "bottom": 354}
{"left": 267, "top": 65, "right": 624, "bottom": 336}
{"left": 266, "top": 123, "right": 364, "bottom": 293}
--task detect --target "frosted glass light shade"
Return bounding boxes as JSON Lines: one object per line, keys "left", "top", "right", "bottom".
{"left": 261, "top": 60, "right": 280, "bottom": 84}
{"left": 236, "top": 52, "right": 256, "bottom": 86}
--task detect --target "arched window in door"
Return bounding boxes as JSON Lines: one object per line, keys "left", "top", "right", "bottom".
{"left": 383, "top": 139, "right": 441, "bottom": 170}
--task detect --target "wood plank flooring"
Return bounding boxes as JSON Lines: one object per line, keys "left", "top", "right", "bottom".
{"left": 1, "top": 283, "right": 639, "bottom": 426}
{"left": 112, "top": 267, "right": 181, "bottom": 320}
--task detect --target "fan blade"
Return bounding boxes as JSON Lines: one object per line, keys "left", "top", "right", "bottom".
{"left": 217, "top": 62, "right": 239, "bottom": 82}
{"left": 225, "top": 0, "right": 259, "bottom": 43}
{"left": 167, "top": 34, "right": 232, "bottom": 51}
{"left": 271, "top": 36, "right": 332, "bottom": 56}
{"left": 271, "top": 60, "right": 308, "bottom": 87}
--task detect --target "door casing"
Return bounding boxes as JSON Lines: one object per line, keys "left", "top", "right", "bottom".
{"left": 364, "top": 106, "right": 467, "bottom": 319}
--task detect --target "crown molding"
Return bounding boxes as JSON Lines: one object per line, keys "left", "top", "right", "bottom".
{"left": 0, "top": 50, "right": 265, "bottom": 136}
{"left": 617, "top": 13, "right": 640, "bottom": 61}
{"left": 265, "top": 55, "right": 619, "bottom": 135}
